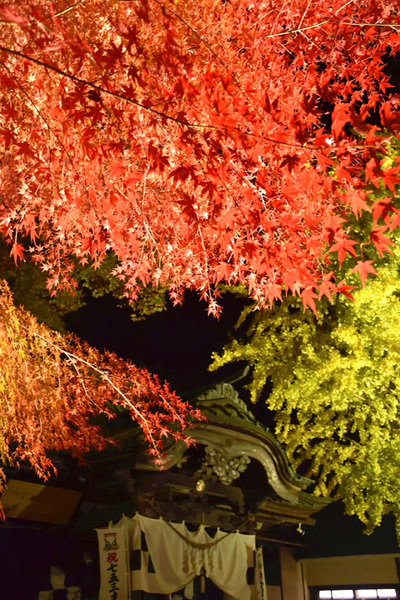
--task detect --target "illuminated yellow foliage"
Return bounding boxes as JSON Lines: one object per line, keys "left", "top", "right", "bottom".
{"left": 212, "top": 249, "right": 400, "bottom": 535}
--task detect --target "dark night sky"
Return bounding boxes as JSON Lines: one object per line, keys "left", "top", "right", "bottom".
{"left": 64, "top": 288, "right": 278, "bottom": 429}
{"left": 65, "top": 290, "right": 252, "bottom": 398}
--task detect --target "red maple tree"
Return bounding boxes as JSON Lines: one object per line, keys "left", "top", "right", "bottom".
{"left": 0, "top": 0, "right": 399, "bottom": 314}
{"left": 0, "top": 280, "right": 200, "bottom": 493}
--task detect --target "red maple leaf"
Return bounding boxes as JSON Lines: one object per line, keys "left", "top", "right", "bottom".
{"left": 336, "top": 279, "right": 357, "bottom": 301}
{"left": 350, "top": 260, "right": 378, "bottom": 286}
{"left": 382, "top": 165, "right": 400, "bottom": 192}
{"left": 329, "top": 238, "right": 358, "bottom": 267}
{"left": 9, "top": 243, "right": 24, "bottom": 264}
{"left": 280, "top": 154, "right": 301, "bottom": 173}
{"left": 369, "top": 227, "right": 393, "bottom": 256}
{"left": 331, "top": 103, "right": 350, "bottom": 140}
{"left": 302, "top": 287, "right": 318, "bottom": 318}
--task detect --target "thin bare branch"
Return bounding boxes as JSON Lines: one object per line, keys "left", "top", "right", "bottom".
{"left": 53, "top": 0, "right": 86, "bottom": 18}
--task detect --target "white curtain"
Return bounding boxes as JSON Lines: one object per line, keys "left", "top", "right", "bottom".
{"left": 118, "top": 513, "right": 258, "bottom": 600}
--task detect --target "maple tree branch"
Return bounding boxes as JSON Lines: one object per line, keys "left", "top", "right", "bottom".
{"left": 0, "top": 44, "right": 330, "bottom": 153}
{"left": 152, "top": 0, "right": 258, "bottom": 114}
{"left": 339, "top": 22, "right": 399, "bottom": 30}
{"left": 196, "top": 222, "right": 211, "bottom": 294}
{"left": 3, "top": 15, "right": 375, "bottom": 156}
{"left": 297, "top": 0, "right": 313, "bottom": 32}
{"left": 257, "top": 0, "right": 399, "bottom": 39}
{"left": 153, "top": 0, "right": 224, "bottom": 67}
{"left": 0, "top": 61, "right": 86, "bottom": 189}
{"left": 67, "top": 356, "right": 94, "bottom": 406}
{"left": 299, "top": 29, "right": 324, "bottom": 54}
{"left": 0, "top": 45, "right": 208, "bottom": 130}
{"left": 53, "top": 0, "right": 86, "bottom": 18}
{"left": 20, "top": 325, "right": 162, "bottom": 458}
{"left": 269, "top": 17, "right": 400, "bottom": 37}
{"left": 120, "top": 0, "right": 263, "bottom": 130}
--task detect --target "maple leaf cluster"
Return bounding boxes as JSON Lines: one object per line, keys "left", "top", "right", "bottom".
{"left": 0, "top": 280, "right": 200, "bottom": 497}
{"left": 0, "top": 0, "right": 399, "bottom": 313}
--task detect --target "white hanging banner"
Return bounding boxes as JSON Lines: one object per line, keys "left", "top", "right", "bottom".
{"left": 96, "top": 524, "right": 130, "bottom": 600}
{"left": 255, "top": 546, "right": 267, "bottom": 600}
{"left": 118, "top": 513, "right": 256, "bottom": 600}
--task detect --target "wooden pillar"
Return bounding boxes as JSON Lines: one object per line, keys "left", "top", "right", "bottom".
{"left": 279, "top": 546, "right": 309, "bottom": 600}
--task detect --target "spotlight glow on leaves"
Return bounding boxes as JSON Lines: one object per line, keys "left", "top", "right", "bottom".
{"left": 0, "top": 281, "right": 200, "bottom": 499}
{"left": 0, "top": 0, "right": 399, "bottom": 312}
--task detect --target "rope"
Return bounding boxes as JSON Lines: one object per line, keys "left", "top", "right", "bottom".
{"left": 140, "top": 497, "right": 250, "bottom": 549}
